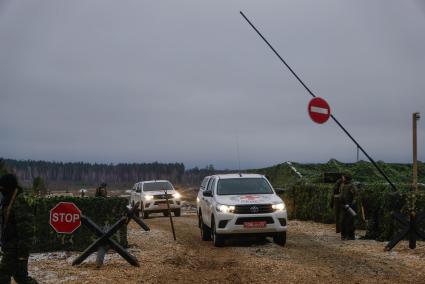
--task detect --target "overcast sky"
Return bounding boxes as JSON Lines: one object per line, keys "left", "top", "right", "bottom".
{"left": 1, "top": 0, "right": 424, "bottom": 169}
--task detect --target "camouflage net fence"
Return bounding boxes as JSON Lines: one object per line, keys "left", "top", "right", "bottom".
{"left": 281, "top": 183, "right": 425, "bottom": 241}
{"left": 28, "top": 197, "right": 128, "bottom": 252}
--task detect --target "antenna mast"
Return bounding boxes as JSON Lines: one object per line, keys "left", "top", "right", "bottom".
{"left": 236, "top": 133, "right": 241, "bottom": 174}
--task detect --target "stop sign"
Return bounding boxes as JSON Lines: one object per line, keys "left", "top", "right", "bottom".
{"left": 308, "top": 97, "right": 331, "bottom": 124}
{"left": 50, "top": 202, "right": 82, "bottom": 234}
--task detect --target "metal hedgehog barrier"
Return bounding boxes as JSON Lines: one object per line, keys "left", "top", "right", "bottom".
{"left": 72, "top": 204, "right": 150, "bottom": 267}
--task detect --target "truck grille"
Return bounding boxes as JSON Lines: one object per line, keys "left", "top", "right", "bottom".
{"left": 153, "top": 194, "right": 173, "bottom": 200}
{"left": 235, "top": 217, "right": 274, "bottom": 225}
{"left": 234, "top": 204, "right": 273, "bottom": 214}
{"left": 154, "top": 200, "right": 174, "bottom": 205}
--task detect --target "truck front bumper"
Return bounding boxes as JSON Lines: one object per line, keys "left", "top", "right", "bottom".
{"left": 215, "top": 211, "right": 287, "bottom": 235}
{"left": 144, "top": 199, "right": 181, "bottom": 212}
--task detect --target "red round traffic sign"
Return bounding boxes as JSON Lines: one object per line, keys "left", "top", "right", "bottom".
{"left": 50, "top": 202, "right": 81, "bottom": 234}
{"left": 308, "top": 97, "right": 331, "bottom": 124}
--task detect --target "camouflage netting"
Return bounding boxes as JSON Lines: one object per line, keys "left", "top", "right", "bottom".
{"left": 280, "top": 183, "right": 425, "bottom": 241}
{"left": 28, "top": 197, "right": 128, "bottom": 252}
{"left": 282, "top": 183, "right": 334, "bottom": 224}
{"left": 360, "top": 185, "right": 425, "bottom": 241}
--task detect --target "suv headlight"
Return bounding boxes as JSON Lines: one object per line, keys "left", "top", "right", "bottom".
{"left": 272, "top": 202, "right": 286, "bottom": 211}
{"left": 173, "top": 192, "right": 181, "bottom": 199}
{"left": 145, "top": 195, "right": 154, "bottom": 201}
{"left": 216, "top": 203, "right": 235, "bottom": 213}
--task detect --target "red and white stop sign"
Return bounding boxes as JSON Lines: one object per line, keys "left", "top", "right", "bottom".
{"left": 308, "top": 97, "right": 331, "bottom": 124}
{"left": 50, "top": 202, "right": 81, "bottom": 234}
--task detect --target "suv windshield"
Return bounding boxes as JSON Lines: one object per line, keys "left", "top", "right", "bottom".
{"left": 217, "top": 178, "right": 273, "bottom": 195}
{"left": 143, "top": 182, "right": 173, "bottom": 192}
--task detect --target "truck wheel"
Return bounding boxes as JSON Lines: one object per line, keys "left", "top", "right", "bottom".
{"left": 211, "top": 219, "right": 225, "bottom": 247}
{"left": 273, "top": 232, "right": 287, "bottom": 246}
{"left": 163, "top": 211, "right": 169, "bottom": 217}
{"left": 174, "top": 209, "right": 181, "bottom": 217}
{"left": 200, "top": 216, "right": 211, "bottom": 241}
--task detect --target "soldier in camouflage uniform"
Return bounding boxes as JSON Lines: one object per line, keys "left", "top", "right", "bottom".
{"left": 0, "top": 174, "right": 37, "bottom": 284}
{"left": 94, "top": 182, "right": 108, "bottom": 266}
{"left": 338, "top": 176, "right": 357, "bottom": 240}
{"left": 95, "top": 183, "right": 108, "bottom": 198}
{"left": 330, "top": 176, "right": 345, "bottom": 233}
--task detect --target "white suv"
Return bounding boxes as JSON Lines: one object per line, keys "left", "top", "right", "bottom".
{"left": 197, "top": 174, "right": 287, "bottom": 247}
{"left": 130, "top": 180, "right": 182, "bottom": 218}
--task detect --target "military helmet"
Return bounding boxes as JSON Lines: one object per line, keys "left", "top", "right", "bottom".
{"left": 0, "top": 173, "right": 19, "bottom": 191}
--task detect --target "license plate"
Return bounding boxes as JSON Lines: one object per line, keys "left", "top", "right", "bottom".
{"left": 243, "top": 221, "right": 266, "bottom": 228}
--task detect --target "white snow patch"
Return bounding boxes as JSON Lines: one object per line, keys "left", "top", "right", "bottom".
{"left": 286, "top": 161, "right": 303, "bottom": 178}
{"left": 29, "top": 251, "right": 70, "bottom": 262}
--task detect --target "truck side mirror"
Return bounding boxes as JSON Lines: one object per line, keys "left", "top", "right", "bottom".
{"left": 203, "top": 190, "right": 213, "bottom": 197}
{"left": 275, "top": 188, "right": 285, "bottom": 194}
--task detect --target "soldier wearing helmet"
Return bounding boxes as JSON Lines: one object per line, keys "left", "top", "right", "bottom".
{"left": 0, "top": 173, "right": 37, "bottom": 284}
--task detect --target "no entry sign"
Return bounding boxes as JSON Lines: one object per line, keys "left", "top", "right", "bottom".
{"left": 308, "top": 97, "right": 331, "bottom": 124}
{"left": 50, "top": 202, "right": 82, "bottom": 234}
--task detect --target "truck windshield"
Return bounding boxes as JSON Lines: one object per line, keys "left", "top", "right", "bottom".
{"left": 217, "top": 178, "right": 273, "bottom": 195}
{"left": 143, "top": 182, "right": 173, "bottom": 192}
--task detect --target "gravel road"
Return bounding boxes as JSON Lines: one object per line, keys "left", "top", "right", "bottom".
{"left": 28, "top": 214, "right": 425, "bottom": 283}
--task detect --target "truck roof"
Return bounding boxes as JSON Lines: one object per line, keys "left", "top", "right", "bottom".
{"left": 213, "top": 173, "right": 264, "bottom": 179}
{"left": 136, "top": 180, "right": 171, "bottom": 184}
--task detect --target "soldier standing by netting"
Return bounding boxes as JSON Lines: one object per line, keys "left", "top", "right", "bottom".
{"left": 330, "top": 175, "right": 345, "bottom": 233}
{"left": 338, "top": 176, "right": 357, "bottom": 240}
{"left": 94, "top": 182, "right": 108, "bottom": 267}
{"left": 0, "top": 174, "right": 38, "bottom": 284}
{"left": 95, "top": 183, "right": 108, "bottom": 198}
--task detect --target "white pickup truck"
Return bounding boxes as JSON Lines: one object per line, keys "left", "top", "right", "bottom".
{"left": 197, "top": 174, "right": 287, "bottom": 247}
{"left": 130, "top": 180, "right": 181, "bottom": 218}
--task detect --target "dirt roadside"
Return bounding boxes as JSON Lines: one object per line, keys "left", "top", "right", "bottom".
{"left": 28, "top": 214, "right": 425, "bottom": 284}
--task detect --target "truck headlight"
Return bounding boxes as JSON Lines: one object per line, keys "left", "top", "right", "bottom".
{"left": 216, "top": 204, "right": 235, "bottom": 213}
{"left": 145, "top": 195, "right": 154, "bottom": 201}
{"left": 173, "top": 192, "right": 181, "bottom": 199}
{"left": 272, "top": 202, "right": 286, "bottom": 211}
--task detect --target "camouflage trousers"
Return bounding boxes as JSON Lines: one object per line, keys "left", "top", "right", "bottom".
{"left": 339, "top": 210, "right": 355, "bottom": 240}
{"left": 0, "top": 249, "right": 37, "bottom": 284}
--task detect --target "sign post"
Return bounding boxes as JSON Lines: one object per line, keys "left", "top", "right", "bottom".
{"left": 308, "top": 97, "right": 331, "bottom": 124}
{"left": 164, "top": 188, "right": 177, "bottom": 241}
{"left": 50, "top": 202, "right": 81, "bottom": 234}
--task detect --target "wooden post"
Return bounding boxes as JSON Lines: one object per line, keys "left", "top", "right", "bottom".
{"left": 410, "top": 112, "right": 420, "bottom": 249}
{"left": 164, "top": 188, "right": 176, "bottom": 241}
{"left": 413, "top": 112, "right": 420, "bottom": 194}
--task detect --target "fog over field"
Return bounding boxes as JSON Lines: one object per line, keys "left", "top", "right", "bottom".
{"left": 0, "top": 0, "right": 424, "bottom": 169}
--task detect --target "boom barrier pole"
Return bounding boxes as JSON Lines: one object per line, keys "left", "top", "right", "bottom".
{"left": 239, "top": 11, "right": 397, "bottom": 191}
